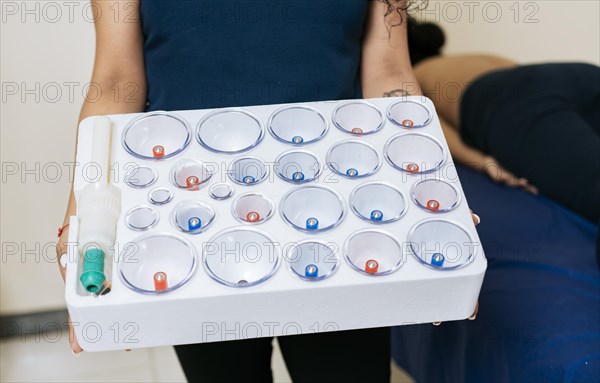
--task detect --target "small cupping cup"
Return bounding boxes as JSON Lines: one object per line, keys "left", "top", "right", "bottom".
{"left": 228, "top": 157, "right": 269, "bottom": 186}
{"left": 196, "top": 109, "right": 264, "bottom": 154}
{"left": 326, "top": 141, "right": 381, "bottom": 179}
{"left": 268, "top": 106, "right": 328, "bottom": 145}
{"left": 344, "top": 230, "right": 404, "bottom": 276}
{"left": 274, "top": 150, "right": 321, "bottom": 183}
{"left": 411, "top": 179, "right": 461, "bottom": 213}
{"left": 332, "top": 100, "right": 384, "bottom": 135}
{"left": 203, "top": 228, "right": 280, "bottom": 287}
{"left": 232, "top": 193, "right": 275, "bottom": 224}
{"left": 384, "top": 133, "right": 445, "bottom": 174}
{"left": 122, "top": 112, "right": 191, "bottom": 160}
{"left": 280, "top": 186, "right": 346, "bottom": 233}
{"left": 286, "top": 241, "right": 340, "bottom": 281}
{"left": 408, "top": 219, "right": 476, "bottom": 270}
{"left": 350, "top": 182, "right": 407, "bottom": 223}
{"left": 172, "top": 200, "right": 215, "bottom": 234}
{"left": 119, "top": 234, "right": 196, "bottom": 294}
{"left": 386, "top": 100, "right": 432, "bottom": 128}
{"left": 170, "top": 159, "right": 213, "bottom": 190}
{"left": 125, "top": 206, "right": 159, "bottom": 231}
{"left": 124, "top": 166, "right": 157, "bottom": 188}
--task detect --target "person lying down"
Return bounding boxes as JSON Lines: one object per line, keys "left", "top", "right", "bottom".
{"left": 406, "top": 18, "right": 600, "bottom": 224}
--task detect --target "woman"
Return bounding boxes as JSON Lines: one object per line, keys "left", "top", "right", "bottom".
{"left": 407, "top": 19, "right": 600, "bottom": 223}
{"left": 55, "top": 1, "right": 429, "bottom": 381}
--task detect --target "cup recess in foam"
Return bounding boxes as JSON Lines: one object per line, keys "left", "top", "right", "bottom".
{"left": 274, "top": 150, "right": 321, "bottom": 183}
{"left": 326, "top": 140, "right": 381, "bottom": 179}
{"left": 386, "top": 100, "right": 432, "bottom": 128}
{"left": 209, "top": 183, "right": 234, "bottom": 200}
{"left": 280, "top": 186, "right": 346, "bottom": 233}
{"left": 170, "top": 159, "right": 213, "bottom": 190}
{"left": 148, "top": 187, "right": 173, "bottom": 206}
{"left": 122, "top": 112, "right": 192, "bottom": 160}
{"left": 124, "top": 166, "right": 157, "bottom": 188}
{"left": 384, "top": 133, "right": 445, "bottom": 174}
{"left": 203, "top": 228, "right": 280, "bottom": 287}
{"left": 411, "top": 179, "right": 461, "bottom": 213}
{"left": 350, "top": 182, "right": 407, "bottom": 224}
{"left": 196, "top": 109, "right": 264, "bottom": 154}
{"left": 228, "top": 157, "right": 269, "bottom": 186}
{"left": 232, "top": 193, "right": 275, "bottom": 224}
{"left": 172, "top": 200, "right": 215, "bottom": 234}
{"left": 125, "top": 206, "right": 159, "bottom": 231}
{"left": 119, "top": 233, "right": 196, "bottom": 294}
{"left": 268, "top": 106, "right": 328, "bottom": 145}
{"left": 332, "top": 100, "right": 384, "bottom": 135}
{"left": 408, "top": 219, "right": 475, "bottom": 270}
{"left": 344, "top": 230, "right": 404, "bottom": 276}
{"left": 286, "top": 241, "right": 340, "bottom": 281}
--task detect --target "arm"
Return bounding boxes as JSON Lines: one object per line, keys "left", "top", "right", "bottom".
{"left": 439, "top": 115, "right": 537, "bottom": 193}
{"left": 57, "top": 0, "right": 147, "bottom": 353}
{"left": 361, "top": 1, "right": 421, "bottom": 97}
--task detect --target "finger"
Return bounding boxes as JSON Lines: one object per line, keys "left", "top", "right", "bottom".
{"left": 470, "top": 210, "right": 481, "bottom": 225}
{"left": 524, "top": 184, "right": 539, "bottom": 195}
{"left": 68, "top": 315, "right": 83, "bottom": 355}
{"left": 468, "top": 302, "right": 479, "bottom": 320}
{"left": 432, "top": 321, "right": 442, "bottom": 326}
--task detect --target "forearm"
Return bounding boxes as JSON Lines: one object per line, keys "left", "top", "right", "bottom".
{"left": 438, "top": 115, "right": 486, "bottom": 168}
{"left": 361, "top": 1, "right": 421, "bottom": 97}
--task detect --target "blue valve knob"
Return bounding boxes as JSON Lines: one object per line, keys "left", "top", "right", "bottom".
{"left": 370, "top": 210, "right": 383, "bottom": 221}
{"left": 305, "top": 264, "right": 319, "bottom": 278}
{"left": 431, "top": 253, "right": 445, "bottom": 267}
{"left": 188, "top": 217, "right": 202, "bottom": 231}
{"left": 306, "top": 217, "right": 319, "bottom": 230}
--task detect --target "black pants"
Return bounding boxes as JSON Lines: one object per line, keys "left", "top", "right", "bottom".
{"left": 461, "top": 63, "right": 600, "bottom": 223}
{"left": 174, "top": 327, "right": 390, "bottom": 382}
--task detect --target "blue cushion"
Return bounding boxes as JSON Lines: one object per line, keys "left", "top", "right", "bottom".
{"left": 392, "top": 164, "right": 599, "bottom": 382}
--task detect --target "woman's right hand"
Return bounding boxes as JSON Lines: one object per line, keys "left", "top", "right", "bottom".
{"left": 56, "top": 222, "right": 84, "bottom": 355}
{"left": 482, "top": 155, "right": 539, "bottom": 195}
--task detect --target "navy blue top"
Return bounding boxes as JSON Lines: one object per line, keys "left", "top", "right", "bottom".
{"left": 140, "top": 1, "right": 369, "bottom": 111}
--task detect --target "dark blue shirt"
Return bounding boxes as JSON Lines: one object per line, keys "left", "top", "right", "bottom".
{"left": 140, "top": 0, "right": 368, "bottom": 111}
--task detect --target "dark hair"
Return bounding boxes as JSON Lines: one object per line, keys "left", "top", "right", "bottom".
{"left": 406, "top": 16, "right": 445, "bottom": 65}
{"left": 377, "top": 1, "right": 428, "bottom": 27}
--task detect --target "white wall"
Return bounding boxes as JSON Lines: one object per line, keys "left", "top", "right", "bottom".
{"left": 1, "top": 0, "right": 598, "bottom": 315}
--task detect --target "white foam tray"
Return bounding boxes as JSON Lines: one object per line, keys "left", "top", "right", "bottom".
{"left": 66, "top": 97, "right": 486, "bottom": 352}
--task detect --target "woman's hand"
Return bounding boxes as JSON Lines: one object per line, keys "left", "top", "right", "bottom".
{"left": 482, "top": 156, "right": 538, "bottom": 195}
{"left": 56, "top": 224, "right": 84, "bottom": 355}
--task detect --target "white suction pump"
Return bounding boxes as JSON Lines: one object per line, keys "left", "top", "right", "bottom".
{"left": 76, "top": 116, "right": 122, "bottom": 294}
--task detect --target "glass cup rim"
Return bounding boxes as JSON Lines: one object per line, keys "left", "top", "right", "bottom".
{"left": 195, "top": 108, "right": 265, "bottom": 154}
{"left": 343, "top": 229, "right": 405, "bottom": 276}
{"left": 124, "top": 205, "right": 159, "bottom": 231}
{"left": 331, "top": 99, "right": 385, "bottom": 136}
{"left": 274, "top": 149, "right": 322, "bottom": 184}
{"left": 227, "top": 156, "right": 270, "bottom": 186}
{"left": 285, "top": 239, "right": 341, "bottom": 282}
{"left": 231, "top": 192, "right": 275, "bottom": 225}
{"left": 118, "top": 232, "right": 197, "bottom": 295}
{"left": 122, "top": 111, "right": 192, "bottom": 160}
{"left": 170, "top": 199, "right": 216, "bottom": 234}
{"left": 202, "top": 227, "right": 281, "bottom": 288}
{"left": 383, "top": 132, "right": 447, "bottom": 174}
{"left": 279, "top": 185, "right": 347, "bottom": 233}
{"left": 169, "top": 158, "right": 214, "bottom": 190}
{"left": 349, "top": 181, "right": 408, "bottom": 224}
{"left": 386, "top": 99, "right": 433, "bottom": 128}
{"left": 410, "top": 178, "right": 462, "bottom": 213}
{"left": 326, "top": 139, "right": 383, "bottom": 179}
{"left": 267, "top": 104, "right": 329, "bottom": 145}
{"left": 407, "top": 218, "right": 476, "bottom": 271}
